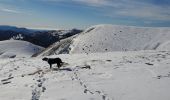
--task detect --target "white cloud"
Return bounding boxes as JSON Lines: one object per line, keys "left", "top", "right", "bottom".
{"left": 116, "top": 7, "right": 170, "bottom": 21}
{"left": 40, "top": 0, "right": 170, "bottom": 21}
{"left": 109, "top": 1, "right": 170, "bottom": 21}
{"left": 74, "top": 0, "right": 170, "bottom": 21}
{"left": 42, "top": 0, "right": 110, "bottom": 6}
{"left": 0, "top": 8, "right": 21, "bottom": 14}
{"left": 72, "top": 0, "right": 110, "bottom": 7}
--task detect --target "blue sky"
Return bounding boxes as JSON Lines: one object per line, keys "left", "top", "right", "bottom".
{"left": 0, "top": 0, "right": 170, "bottom": 29}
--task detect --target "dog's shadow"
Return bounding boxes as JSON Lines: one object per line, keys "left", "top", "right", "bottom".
{"left": 52, "top": 68, "right": 72, "bottom": 71}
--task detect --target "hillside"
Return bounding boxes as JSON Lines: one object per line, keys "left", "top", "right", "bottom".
{"left": 37, "top": 24, "right": 170, "bottom": 56}
{"left": 0, "top": 40, "right": 44, "bottom": 58}
{"left": 70, "top": 24, "right": 170, "bottom": 53}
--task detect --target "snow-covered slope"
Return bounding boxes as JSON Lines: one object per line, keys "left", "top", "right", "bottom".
{"left": 35, "top": 35, "right": 77, "bottom": 57}
{"left": 157, "top": 41, "right": 170, "bottom": 51}
{"left": 0, "top": 50, "right": 170, "bottom": 100}
{"left": 69, "top": 24, "right": 170, "bottom": 53}
{"left": 0, "top": 40, "right": 44, "bottom": 58}
{"left": 36, "top": 24, "right": 170, "bottom": 56}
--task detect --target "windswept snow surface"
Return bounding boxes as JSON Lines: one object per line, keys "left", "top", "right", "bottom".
{"left": 70, "top": 24, "right": 170, "bottom": 54}
{"left": 0, "top": 40, "right": 44, "bottom": 58}
{"left": 0, "top": 50, "right": 170, "bottom": 100}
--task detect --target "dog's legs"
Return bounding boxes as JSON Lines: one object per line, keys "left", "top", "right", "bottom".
{"left": 57, "top": 63, "right": 61, "bottom": 69}
{"left": 50, "top": 64, "right": 52, "bottom": 69}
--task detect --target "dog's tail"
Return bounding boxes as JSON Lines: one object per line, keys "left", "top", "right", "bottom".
{"left": 61, "top": 62, "right": 69, "bottom": 67}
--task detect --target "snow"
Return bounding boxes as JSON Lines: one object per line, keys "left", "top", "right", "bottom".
{"left": 69, "top": 24, "right": 170, "bottom": 53}
{"left": 37, "top": 35, "right": 77, "bottom": 57}
{"left": 0, "top": 50, "right": 170, "bottom": 100}
{"left": 10, "top": 34, "right": 24, "bottom": 40}
{"left": 0, "top": 40, "right": 44, "bottom": 58}
{"left": 0, "top": 24, "right": 170, "bottom": 100}
{"left": 35, "top": 24, "right": 170, "bottom": 56}
{"left": 157, "top": 41, "right": 170, "bottom": 51}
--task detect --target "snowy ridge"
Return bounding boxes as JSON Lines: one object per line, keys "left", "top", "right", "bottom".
{"left": 70, "top": 24, "right": 170, "bottom": 54}
{"left": 157, "top": 41, "right": 170, "bottom": 51}
{"left": 34, "top": 35, "right": 78, "bottom": 57}
{"left": 36, "top": 24, "right": 170, "bottom": 56}
{"left": 0, "top": 40, "right": 44, "bottom": 58}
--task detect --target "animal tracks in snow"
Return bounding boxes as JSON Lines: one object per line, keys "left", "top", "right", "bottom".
{"left": 31, "top": 70, "right": 47, "bottom": 100}
{"left": 72, "top": 67, "right": 113, "bottom": 100}
{"left": 0, "top": 76, "right": 14, "bottom": 85}
{"left": 0, "top": 51, "right": 170, "bottom": 100}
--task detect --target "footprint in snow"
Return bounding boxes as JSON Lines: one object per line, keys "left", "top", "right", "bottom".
{"left": 1, "top": 77, "right": 14, "bottom": 85}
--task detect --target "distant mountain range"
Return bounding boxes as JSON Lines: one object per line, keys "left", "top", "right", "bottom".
{"left": 0, "top": 25, "right": 82, "bottom": 47}
{"left": 0, "top": 25, "right": 37, "bottom": 33}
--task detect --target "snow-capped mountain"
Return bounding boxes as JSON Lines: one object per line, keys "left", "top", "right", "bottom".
{"left": 0, "top": 40, "right": 44, "bottom": 58}
{"left": 37, "top": 24, "right": 170, "bottom": 56}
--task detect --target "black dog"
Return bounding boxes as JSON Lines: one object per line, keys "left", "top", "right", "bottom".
{"left": 42, "top": 57, "right": 63, "bottom": 69}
